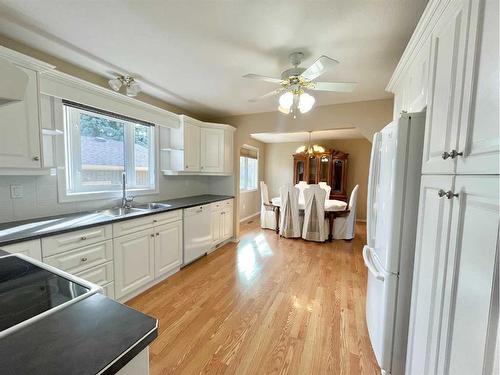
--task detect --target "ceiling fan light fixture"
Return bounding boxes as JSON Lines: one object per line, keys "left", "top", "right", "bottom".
{"left": 298, "top": 92, "right": 315, "bottom": 114}
{"left": 279, "top": 91, "right": 293, "bottom": 109}
{"left": 278, "top": 105, "right": 290, "bottom": 114}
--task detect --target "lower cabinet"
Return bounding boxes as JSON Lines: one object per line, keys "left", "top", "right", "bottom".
{"left": 154, "top": 220, "right": 182, "bottom": 278}
{"left": 406, "top": 175, "right": 499, "bottom": 375}
{"left": 2, "top": 239, "right": 42, "bottom": 261}
{"left": 114, "top": 229, "right": 155, "bottom": 299}
{"left": 210, "top": 199, "right": 234, "bottom": 247}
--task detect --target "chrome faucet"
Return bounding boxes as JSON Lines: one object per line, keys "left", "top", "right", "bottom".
{"left": 121, "top": 172, "right": 134, "bottom": 208}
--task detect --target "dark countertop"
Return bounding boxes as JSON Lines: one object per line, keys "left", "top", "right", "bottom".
{"left": 0, "top": 293, "right": 158, "bottom": 375}
{"left": 0, "top": 194, "right": 233, "bottom": 246}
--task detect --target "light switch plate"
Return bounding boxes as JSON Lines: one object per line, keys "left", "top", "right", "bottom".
{"left": 10, "top": 185, "right": 23, "bottom": 199}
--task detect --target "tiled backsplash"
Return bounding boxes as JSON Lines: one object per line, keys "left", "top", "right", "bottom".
{"left": 0, "top": 174, "right": 234, "bottom": 223}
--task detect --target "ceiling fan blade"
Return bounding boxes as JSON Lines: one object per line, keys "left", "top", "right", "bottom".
{"left": 243, "top": 73, "right": 282, "bottom": 84}
{"left": 312, "top": 81, "right": 357, "bottom": 92}
{"left": 300, "top": 55, "right": 339, "bottom": 81}
{"left": 249, "top": 89, "right": 281, "bottom": 102}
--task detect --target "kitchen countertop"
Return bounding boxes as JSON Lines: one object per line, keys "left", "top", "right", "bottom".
{"left": 0, "top": 194, "right": 233, "bottom": 246}
{"left": 0, "top": 292, "right": 158, "bottom": 375}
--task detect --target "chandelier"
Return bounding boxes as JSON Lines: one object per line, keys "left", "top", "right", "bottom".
{"left": 295, "top": 131, "right": 325, "bottom": 157}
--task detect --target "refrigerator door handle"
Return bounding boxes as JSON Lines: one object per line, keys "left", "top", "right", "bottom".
{"left": 363, "top": 245, "right": 385, "bottom": 281}
{"left": 366, "top": 132, "right": 381, "bottom": 248}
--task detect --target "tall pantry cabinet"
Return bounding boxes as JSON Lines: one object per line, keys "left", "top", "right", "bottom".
{"left": 387, "top": 0, "right": 499, "bottom": 374}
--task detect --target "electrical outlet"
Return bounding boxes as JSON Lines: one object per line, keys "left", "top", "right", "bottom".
{"left": 10, "top": 185, "right": 23, "bottom": 199}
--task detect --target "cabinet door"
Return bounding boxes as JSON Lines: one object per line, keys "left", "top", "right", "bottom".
{"left": 0, "top": 66, "right": 41, "bottom": 168}
{"left": 2, "top": 239, "right": 42, "bottom": 261}
{"left": 223, "top": 129, "right": 234, "bottom": 174}
{"left": 183, "top": 121, "right": 200, "bottom": 171}
{"left": 456, "top": 0, "right": 499, "bottom": 174}
{"left": 222, "top": 208, "right": 233, "bottom": 240}
{"left": 200, "top": 127, "right": 224, "bottom": 173}
{"left": 406, "top": 38, "right": 431, "bottom": 113}
{"left": 421, "top": 0, "right": 471, "bottom": 174}
{"left": 441, "top": 175, "right": 499, "bottom": 375}
{"left": 406, "top": 175, "right": 455, "bottom": 375}
{"left": 211, "top": 209, "right": 222, "bottom": 244}
{"left": 114, "top": 229, "right": 155, "bottom": 299}
{"left": 154, "top": 221, "right": 182, "bottom": 278}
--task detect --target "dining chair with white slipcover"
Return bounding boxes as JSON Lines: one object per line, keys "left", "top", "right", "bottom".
{"left": 294, "top": 181, "right": 309, "bottom": 202}
{"left": 302, "top": 185, "right": 327, "bottom": 242}
{"left": 332, "top": 184, "right": 359, "bottom": 240}
{"left": 279, "top": 184, "right": 301, "bottom": 238}
{"left": 318, "top": 182, "right": 331, "bottom": 202}
{"left": 260, "top": 181, "right": 277, "bottom": 230}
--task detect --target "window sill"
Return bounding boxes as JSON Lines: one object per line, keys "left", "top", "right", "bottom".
{"left": 240, "top": 189, "right": 258, "bottom": 194}
{"left": 58, "top": 187, "right": 159, "bottom": 203}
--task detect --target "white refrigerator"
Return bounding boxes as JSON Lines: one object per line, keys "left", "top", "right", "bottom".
{"left": 363, "top": 111, "right": 425, "bottom": 375}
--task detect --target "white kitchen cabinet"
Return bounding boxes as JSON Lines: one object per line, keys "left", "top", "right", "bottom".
{"left": 210, "top": 199, "right": 234, "bottom": 247}
{"left": 0, "top": 66, "right": 42, "bottom": 169}
{"left": 200, "top": 127, "right": 224, "bottom": 173}
{"left": 456, "top": 0, "right": 499, "bottom": 175}
{"left": 406, "top": 175, "right": 454, "bottom": 375}
{"left": 1, "top": 239, "right": 42, "bottom": 261}
{"left": 405, "top": 39, "right": 431, "bottom": 113}
{"left": 114, "top": 229, "right": 155, "bottom": 299}
{"left": 421, "top": 0, "right": 471, "bottom": 174}
{"left": 183, "top": 120, "right": 201, "bottom": 172}
{"left": 210, "top": 208, "right": 222, "bottom": 245}
{"left": 154, "top": 220, "right": 182, "bottom": 278}
{"left": 442, "top": 175, "right": 499, "bottom": 375}
{"left": 161, "top": 116, "right": 235, "bottom": 175}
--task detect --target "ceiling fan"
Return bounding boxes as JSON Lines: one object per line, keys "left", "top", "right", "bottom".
{"left": 243, "top": 52, "right": 357, "bottom": 115}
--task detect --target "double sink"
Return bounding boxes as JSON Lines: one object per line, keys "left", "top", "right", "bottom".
{"left": 98, "top": 202, "right": 171, "bottom": 218}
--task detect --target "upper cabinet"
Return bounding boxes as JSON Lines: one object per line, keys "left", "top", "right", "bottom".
{"left": 387, "top": 0, "right": 499, "bottom": 175}
{"left": 160, "top": 115, "right": 235, "bottom": 175}
{"left": 0, "top": 48, "right": 54, "bottom": 172}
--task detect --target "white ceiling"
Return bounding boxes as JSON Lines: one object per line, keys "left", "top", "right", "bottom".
{"left": 0, "top": 0, "right": 428, "bottom": 118}
{"left": 251, "top": 128, "right": 363, "bottom": 143}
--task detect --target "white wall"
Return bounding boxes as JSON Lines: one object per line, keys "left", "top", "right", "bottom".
{"left": 0, "top": 174, "right": 229, "bottom": 223}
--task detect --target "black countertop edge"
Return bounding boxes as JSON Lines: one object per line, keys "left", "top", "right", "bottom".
{"left": 0, "top": 293, "right": 159, "bottom": 375}
{"left": 100, "top": 322, "right": 158, "bottom": 375}
{"left": 0, "top": 194, "right": 234, "bottom": 247}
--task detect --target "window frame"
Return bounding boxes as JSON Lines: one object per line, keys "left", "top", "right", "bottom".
{"left": 239, "top": 151, "right": 258, "bottom": 193}
{"left": 56, "top": 100, "right": 159, "bottom": 203}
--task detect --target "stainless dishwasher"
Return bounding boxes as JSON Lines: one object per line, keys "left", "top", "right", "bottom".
{"left": 183, "top": 204, "right": 212, "bottom": 265}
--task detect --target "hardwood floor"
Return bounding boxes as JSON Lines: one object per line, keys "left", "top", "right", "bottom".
{"left": 127, "top": 219, "right": 379, "bottom": 375}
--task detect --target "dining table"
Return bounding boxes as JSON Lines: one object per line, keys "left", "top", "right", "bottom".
{"left": 270, "top": 197, "right": 348, "bottom": 241}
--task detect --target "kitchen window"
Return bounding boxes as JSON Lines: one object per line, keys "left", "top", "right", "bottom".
{"left": 240, "top": 147, "right": 258, "bottom": 191}
{"left": 62, "top": 101, "right": 156, "bottom": 199}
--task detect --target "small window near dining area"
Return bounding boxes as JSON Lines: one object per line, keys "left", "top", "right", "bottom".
{"left": 62, "top": 101, "right": 155, "bottom": 198}
{"left": 240, "top": 146, "right": 258, "bottom": 191}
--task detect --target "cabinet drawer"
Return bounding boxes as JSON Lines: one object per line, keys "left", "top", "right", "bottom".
{"left": 222, "top": 199, "right": 233, "bottom": 208}
{"left": 1, "top": 239, "right": 42, "bottom": 261}
{"left": 152, "top": 210, "right": 182, "bottom": 226}
{"left": 74, "top": 261, "right": 114, "bottom": 286}
{"left": 102, "top": 282, "right": 115, "bottom": 299}
{"left": 43, "top": 240, "right": 113, "bottom": 274}
{"left": 42, "top": 225, "right": 112, "bottom": 257}
{"left": 113, "top": 216, "right": 155, "bottom": 237}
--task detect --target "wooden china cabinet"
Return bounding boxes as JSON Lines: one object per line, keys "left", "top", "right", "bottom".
{"left": 293, "top": 149, "right": 349, "bottom": 201}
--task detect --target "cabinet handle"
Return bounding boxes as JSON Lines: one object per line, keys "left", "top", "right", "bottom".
{"left": 80, "top": 236, "right": 87, "bottom": 240}
{"left": 445, "top": 190, "right": 459, "bottom": 199}
{"left": 185, "top": 165, "right": 189, "bottom": 168}
{"left": 201, "top": 166, "right": 204, "bottom": 169}
{"left": 81, "top": 257, "right": 88, "bottom": 262}
{"left": 156, "top": 233, "right": 159, "bottom": 236}
{"left": 33, "top": 156, "right": 40, "bottom": 161}
{"left": 150, "top": 234, "right": 155, "bottom": 238}
{"left": 153, "top": 219, "right": 158, "bottom": 223}
{"left": 442, "top": 150, "right": 463, "bottom": 160}
{"left": 438, "top": 189, "right": 447, "bottom": 198}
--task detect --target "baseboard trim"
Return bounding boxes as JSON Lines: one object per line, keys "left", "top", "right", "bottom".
{"left": 239, "top": 212, "right": 260, "bottom": 223}
{"left": 356, "top": 219, "right": 366, "bottom": 223}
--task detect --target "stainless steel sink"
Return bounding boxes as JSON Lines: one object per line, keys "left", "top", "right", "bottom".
{"left": 134, "top": 202, "right": 171, "bottom": 210}
{"left": 99, "top": 207, "right": 146, "bottom": 217}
